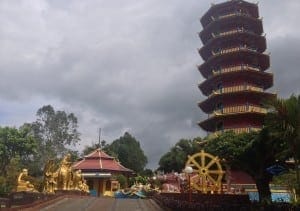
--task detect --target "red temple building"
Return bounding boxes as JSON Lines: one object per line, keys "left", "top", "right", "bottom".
{"left": 73, "top": 149, "right": 134, "bottom": 196}
{"left": 197, "top": 0, "right": 275, "bottom": 135}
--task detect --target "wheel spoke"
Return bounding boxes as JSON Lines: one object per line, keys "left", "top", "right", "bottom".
{"left": 190, "top": 157, "right": 201, "bottom": 170}
{"left": 207, "top": 174, "right": 217, "bottom": 184}
{"left": 205, "top": 158, "right": 216, "bottom": 169}
{"left": 201, "top": 153, "right": 205, "bottom": 167}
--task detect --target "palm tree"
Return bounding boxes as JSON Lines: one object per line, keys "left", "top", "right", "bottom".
{"left": 265, "top": 94, "right": 300, "bottom": 199}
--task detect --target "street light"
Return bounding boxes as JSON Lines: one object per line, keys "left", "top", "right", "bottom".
{"left": 184, "top": 166, "right": 193, "bottom": 203}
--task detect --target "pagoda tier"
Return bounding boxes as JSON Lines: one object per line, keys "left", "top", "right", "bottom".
{"left": 200, "top": 0, "right": 259, "bottom": 27}
{"left": 198, "top": 50, "right": 270, "bottom": 79}
{"left": 199, "top": 32, "right": 266, "bottom": 61}
{"left": 197, "top": 0, "right": 275, "bottom": 134}
{"left": 198, "top": 68, "right": 273, "bottom": 96}
{"left": 199, "top": 111, "right": 265, "bottom": 132}
{"left": 200, "top": 14, "right": 263, "bottom": 44}
{"left": 199, "top": 90, "right": 275, "bottom": 113}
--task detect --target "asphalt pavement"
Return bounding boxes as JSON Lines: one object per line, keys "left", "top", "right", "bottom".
{"left": 36, "top": 196, "right": 165, "bottom": 211}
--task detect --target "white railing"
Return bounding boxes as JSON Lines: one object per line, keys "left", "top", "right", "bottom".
{"left": 212, "top": 45, "right": 257, "bottom": 56}
{"left": 211, "top": 65, "right": 260, "bottom": 76}
{"left": 211, "top": 28, "right": 255, "bottom": 38}
{"left": 214, "top": 127, "right": 261, "bottom": 135}
{"left": 211, "top": 12, "right": 251, "bottom": 21}
{"left": 208, "top": 104, "right": 267, "bottom": 118}
{"left": 208, "top": 85, "right": 263, "bottom": 98}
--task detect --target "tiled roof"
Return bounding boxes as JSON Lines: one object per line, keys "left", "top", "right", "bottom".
{"left": 73, "top": 148, "right": 133, "bottom": 173}
{"left": 84, "top": 149, "right": 114, "bottom": 159}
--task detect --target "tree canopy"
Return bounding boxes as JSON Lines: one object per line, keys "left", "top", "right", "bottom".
{"left": 204, "top": 130, "right": 284, "bottom": 203}
{"left": 0, "top": 126, "right": 37, "bottom": 176}
{"left": 28, "top": 105, "right": 80, "bottom": 174}
{"left": 105, "top": 132, "right": 147, "bottom": 173}
{"left": 265, "top": 94, "right": 300, "bottom": 198}
{"left": 0, "top": 126, "right": 37, "bottom": 194}
{"left": 158, "top": 138, "right": 203, "bottom": 173}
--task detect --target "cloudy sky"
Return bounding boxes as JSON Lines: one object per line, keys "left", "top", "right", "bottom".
{"left": 0, "top": 0, "right": 299, "bottom": 169}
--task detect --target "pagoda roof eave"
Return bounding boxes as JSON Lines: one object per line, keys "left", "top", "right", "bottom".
{"left": 199, "top": 70, "right": 274, "bottom": 96}
{"left": 198, "top": 91, "right": 276, "bottom": 113}
{"left": 200, "top": 16, "right": 263, "bottom": 43}
{"left": 199, "top": 32, "right": 266, "bottom": 61}
{"left": 199, "top": 112, "right": 266, "bottom": 132}
{"left": 198, "top": 51, "right": 270, "bottom": 78}
{"left": 201, "top": 0, "right": 258, "bottom": 27}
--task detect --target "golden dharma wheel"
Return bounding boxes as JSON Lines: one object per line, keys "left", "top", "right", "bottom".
{"left": 185, "top": 150, "right": 224, "bottom": 193}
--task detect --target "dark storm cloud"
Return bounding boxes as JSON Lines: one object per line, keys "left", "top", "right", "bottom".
{"left": 0, "top": 0, "right": 299, "bottom": 168}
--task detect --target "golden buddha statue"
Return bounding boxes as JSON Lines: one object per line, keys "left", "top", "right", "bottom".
{"left": 16, "top": 169, "right": 37, "bottom": 192}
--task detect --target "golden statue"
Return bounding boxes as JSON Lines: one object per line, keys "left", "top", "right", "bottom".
{"left": 81, "top": 179, "right": 89, "bottom": 193}
{"left": 73, "top": 169, "right": 83, "bottom": 190}
{"left": 43, "top": 160, "right": 58, "bottom": 193}
{"left": 17, "top": 169, "right": 37, "bottom": 192}
{"left": 57, "top": 153, "right": 73, "bottom": 190}
{"left": 41, "top": 155, "right": 90, "bottom": 193}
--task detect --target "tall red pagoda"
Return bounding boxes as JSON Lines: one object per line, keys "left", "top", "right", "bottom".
{"left": 198, "top": 0, "right": 275, "bottom": 134}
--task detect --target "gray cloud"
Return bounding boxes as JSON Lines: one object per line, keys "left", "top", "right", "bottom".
{"left": 0, "top": 0, "right": 299, "bottom": 168}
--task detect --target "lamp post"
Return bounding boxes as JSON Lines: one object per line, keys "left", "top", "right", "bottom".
{"left": 184, "top": 166, "right": 193, "bottom": 203}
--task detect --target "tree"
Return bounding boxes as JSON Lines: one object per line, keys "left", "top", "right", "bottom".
{"left": 0, "top": 126, "right": 37, "bottom": 177}
{"left": 265, "top": 94, "right": 300, "bottom": 198}
{"left": 140, "top": 169, "right": 154, "bottom": 177}
{"left": 28, "top": 105, "right": 80, "bottom": 175}
{"left": 115, "top": 174, "right": 127, "bottom": 189}
{"left": 0, "top": 126, "right": 37, "bottom": 194}
{"left": 158, "top": 138, "right": 203, "bottom": 173}
{"left": 204, "top": 130, "right": 283, "bottom": 203}
{"left": 106, "top": 132, "right": 147, "bottom": 173}
{"left": 4, "top": 157, "right": 22, "bottom": 193}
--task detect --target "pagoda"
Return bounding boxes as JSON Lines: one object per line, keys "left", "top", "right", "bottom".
{"left": 197, "top": 0, "right": 275, "bottom": 134}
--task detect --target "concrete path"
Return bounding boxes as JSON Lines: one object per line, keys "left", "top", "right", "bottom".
{"left": 37, "top": 196, "right": 165, "bottom": 211}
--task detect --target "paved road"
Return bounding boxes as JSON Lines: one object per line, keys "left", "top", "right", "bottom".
{"left": 37, "top": 196, "right": 165, "bottom": 211}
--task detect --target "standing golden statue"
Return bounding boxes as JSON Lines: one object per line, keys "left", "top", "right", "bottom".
{"left": 43, "top": 160, "right": 58, "bottom": 193}
{"left": 73, "top": 169, "right": 83, "bottom": 190}
{"left": 56, "top": 153, "right": 73, "bottom": 190}
{"left": 16, "top": 169, "right": 37, "bottom": 192}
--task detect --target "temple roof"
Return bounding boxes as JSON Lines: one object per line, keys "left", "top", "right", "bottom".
{"left": 84, "top": 149, "right": 114, "bottom": 159}
{"left": 73, "top": 148, "right": 133, "bottom": 173}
